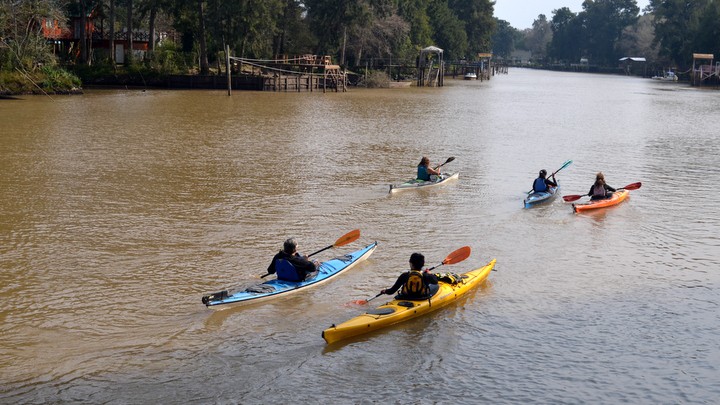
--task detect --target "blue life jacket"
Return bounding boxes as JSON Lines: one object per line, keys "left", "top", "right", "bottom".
{"left": 533, "top": 177, "right": 548, "bottom": 192}
{"left": 417, "top": 165, "right": 430, "bottom": 181}
{"left": 276, "top": 259, "right": 302, "bottom": 282}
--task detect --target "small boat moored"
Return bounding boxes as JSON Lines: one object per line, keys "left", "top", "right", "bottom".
{"left": 651, "top": 70, "right": 679, "bottom": 81}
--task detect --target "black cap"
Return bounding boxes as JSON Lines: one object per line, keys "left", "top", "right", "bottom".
{"left": 409, "top": 253, "right": 425, "bottom": 269}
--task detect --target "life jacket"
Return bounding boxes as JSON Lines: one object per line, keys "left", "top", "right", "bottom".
{"left": 417, "top": 166, "right": 430, "bottom": 181}
{"left": 533, "top": 177, "right": 548, "bottom": 192}
{"left": 401, "top": 270, "right": 430, "bottom": 298}
{"left": 275, "top": 259, "right": 303, "bottom": 282}
{"left": 591, "top": 184, "right": 607, "bottom": 198}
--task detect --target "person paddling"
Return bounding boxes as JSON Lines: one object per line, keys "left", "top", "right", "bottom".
{"left": 532, "top": 169, "right": 558, "bottom": 193}
{"left": 417, "top": 157, "right": 442, "bottom": 181}
{"left": 267, "top": 238, "right": 319, "bottom": 282}
{"left": 379, "top": 253, "right": 439, "bottom": 300}
{"left": 588, "top": 172, "right": 616, "bottom": 200}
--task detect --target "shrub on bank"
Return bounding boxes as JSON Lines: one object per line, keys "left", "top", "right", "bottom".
{"left": 0, "top": 67, "right": 82, "bottom": 95}
{"left": 358, "top": 70, "right": 391, "bottom": 88}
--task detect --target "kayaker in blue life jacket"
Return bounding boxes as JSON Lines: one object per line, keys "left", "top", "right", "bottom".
{"left": 380, "top": 253, "right": 439, "bottom": 300}
{"left": 417, "top": 157, "right": 442, "bottom": 181}
{"left": 587, "top": 172, "right": 616, "bottom": 200}
{"left": 532, "top": 169, "right": 557, "bottom": 192}
{"left": 267, "top": 238, "right": 319, "bottom": 282}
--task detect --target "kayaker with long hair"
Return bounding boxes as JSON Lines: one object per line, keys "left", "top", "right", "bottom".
{"left": 532, "top": 169, "right": 557, "bottom": 192}
{"left": 417, "top": 157, "right": 441, "bottom": 181}
{"left": 267, "top": 238, "right": 319, "bottom": 282}
{"left": 588, "top": 172, "right": 616, "bottom": 200}
{"left": 379, "top": 253, "right": 439, "bottom": 299}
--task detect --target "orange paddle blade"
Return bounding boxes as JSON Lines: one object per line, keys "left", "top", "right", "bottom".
{"left": 333, "top": 229, "right": 361, "bottom": 247}
{"left": 443, "top": 246, "right": 471, "bottom": 265}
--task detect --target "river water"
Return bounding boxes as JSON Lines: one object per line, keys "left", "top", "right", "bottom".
{"left": 1, "top": 69, "right": 719, "bottom": 403}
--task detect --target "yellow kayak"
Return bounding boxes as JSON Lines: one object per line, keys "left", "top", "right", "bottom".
{"left": 322, "top": 259, "right": 496, "bottom": 344}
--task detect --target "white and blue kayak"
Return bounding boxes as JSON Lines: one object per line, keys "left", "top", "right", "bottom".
{"left": 202, "top": 241, "right": 377, "bottom": 310}
{"left": 389, "top": 172, "right": 459, "bottom": 193}
{"left": 524, "top": 182, "right": 559, "bottom": 208}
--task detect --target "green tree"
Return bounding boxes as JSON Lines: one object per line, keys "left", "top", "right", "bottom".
{"left": 428, "top": 0, "right": 467, "bottom": 59}
{"left": 491, "top": 18, "right": 515, "bottom": 59}
{"left": 0, "top": 0, "right": 66, "bottom": 70}
{"left": 581, "top": 0, "right": 639, "bottom": 66}
{"left": 617, "top": 13, "right": 659, "bottom": 62}
{"left": 548, "top": 7, "right": 583, "bottom": 63}
{"left": 648, "top": 0, "right": 716, "bottom": 67}
{"left": 525, "top": 14, "right": 552, "bottom": 61}
{"left": 397, "top": 0, "right": 434, "bottom": 48}
{"left": 693, "top": 0, "right": 720, "bottom": 58}
{"left": 448, "top": 0, "right": 496, "bottom": 55}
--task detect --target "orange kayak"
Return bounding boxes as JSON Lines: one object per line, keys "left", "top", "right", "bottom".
{"left": 573, "top": 189, "right": 629, "bottom": 213}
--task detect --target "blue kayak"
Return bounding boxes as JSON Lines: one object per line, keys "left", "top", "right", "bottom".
{"left": 524, "top": 181, "right": 559, "bottom": 208}
{"left": 202, "top": 241, "right": 377, "bottom": 309}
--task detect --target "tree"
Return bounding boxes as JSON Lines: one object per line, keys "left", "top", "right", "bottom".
{"left": 581, "top": 0, "right": 639, "bottom": 66}
{"left": 449, "top": 0, "right": 496, "bottom": 55}
{"left": 525, "top": 14, "right": 552, "bottom": 61}
{"left": 617, "top": 13, "right": 658, "bottom": 62}
{"left": 428, "top": 0, "right": 467, "bottom": 60}
{"left": 648, "top": 0, "right": 713, "bottom": 66}
{"left": 548, "top": 7, "right": 583, "bottom": 63}
{"left": 0, "top": 0, "right": 67, "bottom": 70}
{"left": 491, "top": 18, "right": 515, "bottom": 59}
{"left": 397, "top": 0, "right": 433, "bottom": 48}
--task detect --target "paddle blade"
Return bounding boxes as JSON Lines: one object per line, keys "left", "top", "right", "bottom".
{"left": 556, "top": 159, "right": 573, "bottom": 172}
{"left": 622, "top": 182, "right": 642, "bottom": 191}
{"left": 444, "top": 156, "right": 456, "bottom": 165}
{"left": 562, "top": 194, "right": 585, "bottom": 202}
{"left": 442, "top": 246, "right": 471, "bottom": 265}
{"left": 333, "top": 229, "right": 361, "bottom": 247}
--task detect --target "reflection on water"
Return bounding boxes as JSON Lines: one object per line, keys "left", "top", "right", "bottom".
{"left": 1, "top": 70, "right": 719, "bottom": 402}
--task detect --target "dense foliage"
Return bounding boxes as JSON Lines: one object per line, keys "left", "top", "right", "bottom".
{"left": 2, "top": 0, "right": 719, "bottom": 91}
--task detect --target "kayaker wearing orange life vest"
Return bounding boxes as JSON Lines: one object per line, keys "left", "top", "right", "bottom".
{"left": 588, "top": 172, "right": 616, "bottom": 200}
{"left": 380, "top": 253, "right": 439, "bottom": 299}
{"left": 532, "top": 169, "right": 558, "bottom": 192}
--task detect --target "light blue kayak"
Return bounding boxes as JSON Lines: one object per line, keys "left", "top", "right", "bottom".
{"left": 202, "top": 241, "right": 377, "bottom": 309}
{"left": 524, "top": 181, "right": 559, "bottom": 208}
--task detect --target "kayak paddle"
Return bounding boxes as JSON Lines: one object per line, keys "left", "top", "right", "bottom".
{"left": 349, "top": 245, "right": 471, "bottom": 305}
{"left": 563, "top": 182, "right": 642, "bottom": 202}
{"left": 434, "top": 156, "right": 455, "bottom": 170}
{"left": 349, "top": 292, "right": 384, "bottom": 306}
{"left": 527, "top": 159, "right": 572, "bottom": 194}
{"left": 261, "top": 229, "right": 361, "bottom": 278}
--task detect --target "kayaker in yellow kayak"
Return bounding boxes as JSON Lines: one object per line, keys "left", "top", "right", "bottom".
{"left": 380, "top": 253, "right": 439, "bottom": 299}
{"left": 417, "top": 157, "right": 442, "bottom": 181}
{"left": 587, "top": 172, "right": 616, "bottom": 200}
{"left": 532, "top": 169, "right": 557, "bottom": 192}
{"left": 267, "top": 238, "right": 319, "bottom": 282}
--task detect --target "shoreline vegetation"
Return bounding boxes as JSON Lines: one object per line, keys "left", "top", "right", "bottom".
{"left": 0, "top": 65, "right": 401, "bottom": 96}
